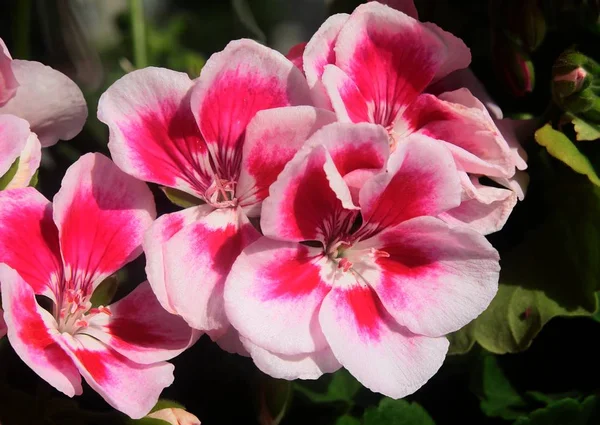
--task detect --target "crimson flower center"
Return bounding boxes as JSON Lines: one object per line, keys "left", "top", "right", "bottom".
{"left": 55, "top": 287, "right": 111, "bottom": 334}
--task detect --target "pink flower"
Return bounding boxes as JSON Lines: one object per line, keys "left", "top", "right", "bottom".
{"left": 148, "top": 407, "right": 201, "bottom": 425}
{"left": 224, "top": 123, "right": 500, "bottom": 398}
{"left": 98, "top": 39, "right": 323, "bottom": 351}
{"left": 0, "top": 37, "right": 87, "bottom": 189}
{"left": 0, "top": 153, "right": 194, "bottom": 419}
{"left": 295, "top": 1, "right": 524, "bottom": 234}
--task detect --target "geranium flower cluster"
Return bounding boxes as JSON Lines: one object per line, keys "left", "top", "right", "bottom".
{"left": 0, "top": 0, "right": 528, "bottom": 419}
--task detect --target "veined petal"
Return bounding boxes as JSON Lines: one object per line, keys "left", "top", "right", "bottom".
{"left": 319, "top": 284, "right": 448, "bottom": 399}
{"left": 163, "top": 207, "right": 260, "bottom": 331}
{"left": 241, "top": 336, "right": 341, "bottom": 380}
{"left": 0, "top": 188, "right": 61, "bottom": 296}
{"left": 225, "top": 238, "right": 331, "bottom": 355}
{"left": 84, "top": 281, "right": 195, "bottom": 364}
{"left": 423, "top": 23, "right": 471, "bottom": 83}
{"left": 359, "top": 135, "right": 461, "bottom": 235}
{"left": 261, "top": 145, "right": 358, "bottom": 243}
{"left": 208, "top": 326, "right": 248, "bottom": 356}
{"left": 190, "top": 39, "right": 312, "bottom": 176}
{"left": 356, "top": 216, "right": 499, "bottom": 337}
{"left": 0, "top": 38, "right": 18, "bottom": 105}
{"left": 322, "top": 65, "right": 371, "bottom": 123}
{"left": 144, "top": 205, "right": 214, "bottom": 314}
{"left": 404, "top": 89, "right": 515, "bottom": 178}
{"left": 333, "top": 2, "right": 450, "bottom": 127}
{"left": 57, "top": 333, "right": 174, "bottom": 419}
{"left": 0, "top": 265, "right": 82, "bottom": 397}
{"left": 99, "top": 67, "right": 211, "bottom": 197}
{"left": 303, "top": 13, "right": 349, "bottom": 109}
{"left": 439, "top": 174, "right": 518, "bottom": 235}
{"left": 53, "top": 153, "right": 156, "bottom": 292}
{"left": 3, "top": 132, "right": 41, "bottom": 190}
{"left": 237, "top": 106, "right": 336, "bottom": 216}
{"left": 0, "top": 60, "right": 87, "bottom": 147}
{"left": 286, "top": 42, "right": 307, "bottom": 71}
{"left": 0, "top": 114, "right": 30, "bottom": 178}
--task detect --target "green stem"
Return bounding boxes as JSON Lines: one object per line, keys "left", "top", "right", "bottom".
{"left": 129, "top": 0, "right": 148, "bottom": 69}
{"left": 12, "top": 0, "right": 32, "bottom": 59}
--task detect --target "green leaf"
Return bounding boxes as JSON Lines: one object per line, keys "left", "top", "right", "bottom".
{"left": 513, "top": 396, "right": 599, "bottom": 425}
{"left": 162, "top": 187, "right": 203, "bottom": 209}
{"left": 261, "top": 378, "right": 292, "bottom": 425}
{"left": 573, "top": 117, "right": 600, "bottom": 141}
{"left": 0, "top": 158, "right": 20, "bottom": 190}
{"left": 534, "top": 124, "right": 600, "bottom": 186}
{"left": 294, "top": 369, "right": 361, "bottom": 404}
{"left": 90, "top": 276, "right": 119, "bottom": 308}
{"left": 459, "top": 168, "right": 600, "bottom": 354}
{"left": 149, "top": 399, "right": 185, "bottom": 413}
{"left": 447, "top": 322, "right": 476, "bottom": 355}
{"left": 363, "top": 398, "right": 435, "bottom": 425}
{"left": 28, "top": 169, "right": 39, "bottom": 188}
{"left": 593, "top": 293, "right": 600, "bottom": 322}
{"left": 471, "top": 354, "right": 528, "bottom": 420}
{"left": 335, "top": 415, "right": 361, "bottom": 425}
{"left": 231, "top": 0, "right": 267, "bottom": 42}
{"left": 127, "top": 418, "right": 172, "bottom": 425}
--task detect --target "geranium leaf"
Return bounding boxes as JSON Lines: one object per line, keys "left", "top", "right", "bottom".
{"left": 513, "top": 396, "right": 599, "bottom": 425}
{"left": 572, "top": 117, "right": 600, "bottom": 141}
{"left": 363, "top": 398, "right": 435, "bottom": 425}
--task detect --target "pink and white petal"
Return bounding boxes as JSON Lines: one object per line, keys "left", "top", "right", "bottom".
{"left": 3, "top": 132, "right": 42, "bottom": 190}
{"left": 237, "top": 106, "right": 337, "bottom": 215}
{"left": 0, "top": 308, "right": 6, "bottom": 339}
{"left": 403, "top": 90, "right": 514, "bottom": 178}
{"left": 0, "top": 114, "right": 31, "bottom": 178}
{"left": 319, "top": 284, "right": 449, "bottom": 399}
{"left": 334, "top": 2, "right": 449, "bottom": 127}
{"left": 98, "top": 67, "right": 211, "bottom": 196}
{"left": 0, "top": 188, "right": 61, "bottom": 296}
{"left": 0, "top": 60, "right": 86, "bottom": 146}
{"left": 356, "top": 216, "right": 499, "bottom": 337}
{"left": 57, "top": 333, "right": 174, "bottom": 419}
{"left": 286, "top": 42, "right": 307, "bottom": 71}
{"left": 241, "top": 336, "right": 341, "bottom": 380}
{"left": 144, "top": 205, "right": 214, "bottom": 314}
{"left": 163, "top": 207, "right": 260, "bottom": 331}
{"left": 225, "top": 237, "right": 331, "bottom": 355}
{"left": 439, "top": 174, "right": 518, "bottom": 235}
{"left": 208, "top": 326, "right": 249, "bottom": 356}
{"left": 53, "top": 153, "right": 156, "bottom": 291}
{"left": 0, "top": 265, "right": 82, "bottom": 397}
{"left": 84, "top": 281, "right": 195, "bottom": 364}
{"left": 191, "top": 39, "right": 312, "bottom": 170}
{"left": 261, "top": 145, "right": 358, "bottom": 243}
{"left": 322, "top": 65, "right": 371, "bottom": 123}
{"left": 495, "top": 118, "right": 530, "bottom": 171}
{"left": 423, "top": 23, "right": 471, "bottom": 83}
{"left": 303, "top": 13, "right": 349, "bottom": 109}
{"left": 378, "top": 0, "right": 419, "bottom": 18}
{"left": 359, "top": 135, "right": 461, "bottom": 234}
{"left": 0, "top": 39, "right": 18, "bottom": 105}
{"left": 491, "top": 170, "right": 529, "bottom": 201}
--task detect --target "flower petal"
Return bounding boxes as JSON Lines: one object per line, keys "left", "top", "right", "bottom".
{"left": 236, "top": 106, "right": 336, "bottom": 216}
{"left": 225, "top": 237, "right": 330, "bottom": 355}
{"left": 333, "top": 2, "right": 450, "bottom": 127}
{"left": 144, "top": 205, "right": 214, "bottom": 314}
{"left": 0, "top": 114, "right": 31, "bottom": 179}
{"left": 261, "top": 144, "right": 358, "bottom": 243}
{"left": 3, "top": 132, "right": 41, "bottom": 190}
{"left": 439, "top": 174, "right": 518, "bottom": 235}
{"left": 53, "top": 153, "right": 156, "bottom": 291}
{"left": 190, "top": 39, "right": 312, "bottom": 174}
{"left": 0, "top": 60, "right": 87, "bottom": 147}
{"left": 319, "top": 284, "right": 449, "bottom": 399}
{"left": 322, "top": 65, "right": 371, "bottom": 123}
{"left": 0, "top": 265, "right": 82, "bottom": 397}
{"left": 356, "top": 216, "right": 499, "bottom": 337}
{"left": 163, "top": 207, "right": 260, "bottom": 331}
{"left": 0, "top": 188, "right": 61, "bottom": 296}
{"left": 404, "top": 89, "right": 514, "bottom": 178}
{"left": 208, "top": 326, "right": 248, "bottom": 356}
{"left": 359, "top": 135, "right": 461, "bottom": 234}
{"left": 303, "top": 13, "right": 349, "bottom": 109}
{"left": 57, "top": 333, "right": 174, "bottom": 419}
{"left": 98, "top": 67, "right": 211, "bottom": 197}
{"left": 0, "top": 38, "right": 18, "bottom": 105}
{"left": 423, "top": 23, "right": 471, "bottom": 83}
{"left": 286, "top": 42, "right": 307, "bottom": 71}
{"left": 84, "top": 281, "right": 195, "bottom": 364}
{"left": 241, "top": 336, "right": 341, "bottom": 380}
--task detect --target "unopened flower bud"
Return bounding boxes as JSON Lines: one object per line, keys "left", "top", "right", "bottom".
{"left": 492, "top": 34, "right": 535, "bottom": 97}
{"left": 147, "top": 407, "right": 201, "bottom": 425}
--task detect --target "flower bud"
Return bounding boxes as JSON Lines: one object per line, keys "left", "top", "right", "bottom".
{"left": 492, "top": 34, "right": 535, "bottom": 97}
{"left": 491, "top": 0, "right": 547, "bottom": 52}
{"left": 147, "top": 407, "right": 201, "bottom": 425}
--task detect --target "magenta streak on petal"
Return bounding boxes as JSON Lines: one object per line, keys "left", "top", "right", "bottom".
{"left": 339, "top": 286, "right": 383, "bottom": 342}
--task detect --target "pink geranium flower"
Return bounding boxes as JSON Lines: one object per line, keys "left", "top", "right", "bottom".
{"left": 293, "top": 1, "right": 525, "bottom": 234}
{"left": 0, "top": 153, "right": 193, "bottom": 418}
{"left": 0, "top": 37, "right": 87, "bottom": 189}
{"left": 224, "top": 123, "right": 500, "bottom": 397}
{"left": 98, "top": 39, "right": 326, "bottom": 351}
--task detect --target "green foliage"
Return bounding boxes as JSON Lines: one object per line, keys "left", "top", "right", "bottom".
{"left": 0, "top": 158, "right": 20, "bottom": 190}
{"left": 162, "top": 187, "right": 204, "bottom": 209}
{"left": 294, "top": 369, "right": 361, "bottom": 404}
{"left": 89, "top": 276, "right": 119, "bottom": 308}
{"left": 514, "top": 396, "right": 599, "bottom": 425}
{"left": 363, "top": 398, "right": 435, "bottom": 425}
